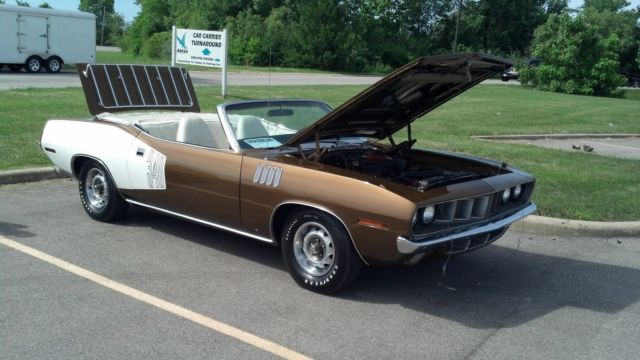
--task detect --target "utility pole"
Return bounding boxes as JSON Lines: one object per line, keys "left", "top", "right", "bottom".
{"left": 100, "top": 5, "right": 105, "bottom": 46}
{"left": 453, "top": 0, "right": 462, "bottom": 52}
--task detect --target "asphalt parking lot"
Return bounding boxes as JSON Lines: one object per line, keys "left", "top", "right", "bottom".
{"left": 2, "top": 179, "right": 639, "bottom": 359}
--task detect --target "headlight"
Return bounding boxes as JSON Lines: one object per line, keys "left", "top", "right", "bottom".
{"left": 421, "top": 205, "right": 435, "bottom": 224}
{"left": 512, "top": 185, "right": 522, "bottom": 199}
{"left": 501, "top": 188, "right": 511, "bottom": 203}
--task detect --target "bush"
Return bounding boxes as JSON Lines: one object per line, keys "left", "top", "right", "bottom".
{"left": 141, "top": 31, "right": 172, "bottom": 59}
{"left": 520, "top": 12, "right": 625, "bottom": 96}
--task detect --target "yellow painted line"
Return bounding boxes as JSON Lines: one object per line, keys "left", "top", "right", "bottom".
{"left": 0, "top": 235, "right": 313, "bottom": 360}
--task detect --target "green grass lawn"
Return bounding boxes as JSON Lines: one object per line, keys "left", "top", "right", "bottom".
{"left": 0, "top": 85, "right": 638, "bottom": 221}
{"left": 95, "top": 51, "right": 332, "bottom": 74}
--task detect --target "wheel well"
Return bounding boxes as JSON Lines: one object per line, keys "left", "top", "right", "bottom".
{"left": 47, "top": 55, "right": 63, "bottom": 63}
{"left": 271, "top": 203, "right": 368, "bottom": 265}
{"left": 72, "top": 156, "right": 93, "bottom": 179}
{"left": 271, "top": 204, "right": 304, "bottom": 243}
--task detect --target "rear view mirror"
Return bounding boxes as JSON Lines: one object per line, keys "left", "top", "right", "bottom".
{"left": 268, "top": 108, "right": 294, "bottom": 117}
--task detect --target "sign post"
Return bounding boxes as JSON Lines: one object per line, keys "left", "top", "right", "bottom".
{"left": 171, "top": 26, "right": 176, "bottom": 67}
{"left": 173, "top": 27, "right": 228, "bottom": 98}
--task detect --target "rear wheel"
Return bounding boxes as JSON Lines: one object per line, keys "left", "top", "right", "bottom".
{"left": 78, "top": 161, "right": 128, "bottom": 222}
{"left": 45, "top": 56, "right": 62, "bottom": 73}
{"left": 281, "top": 209, "right": 362, "bottom": 294}
{"left": 25, "top": 56, "right": 42, "bottom": 73}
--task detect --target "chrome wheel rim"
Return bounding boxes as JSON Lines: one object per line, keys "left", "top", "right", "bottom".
{"left": 293, "top": 221, "right": 335, "bottom": 276}
{"left": 49, "top": 59, "right": 60, "bottom": 72}
{"left": 85, "top": 168, "right": 108, "bottom": 210}
{"left": 28, "top": 59, "right": 40, "bottom": 72}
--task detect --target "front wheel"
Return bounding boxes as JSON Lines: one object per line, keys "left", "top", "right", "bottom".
{"left": 25, "top": 56, "right": 42, "bottom": 73}
{"left": 78, "top": 161, "right": 128, "bottom": 222}
{"left": 281, "top": 209, "right": 362, "bottom": 294}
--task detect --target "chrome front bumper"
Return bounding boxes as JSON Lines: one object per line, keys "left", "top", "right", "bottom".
{"left": 397, "top": 203, "right": 537, "bottom": 254}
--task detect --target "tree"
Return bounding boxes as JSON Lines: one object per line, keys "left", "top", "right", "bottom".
{"left": 582, "top": 1, "right": 639, "bottom": 73}
{"left": 519, "top": 12, "right": 625, "bottom": 96}
{"left": 16, "top": 1, "right": 30, "bottom": 6}
{"left": 78, "top": 0, "right": 124, "bottom": 46}
{"left": 38, "top": 2, "right": 52, "bottom": 8}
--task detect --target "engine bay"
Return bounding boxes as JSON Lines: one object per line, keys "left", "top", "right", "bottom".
{"left": 316, "top": 146, "right": 483, "bottom": 191}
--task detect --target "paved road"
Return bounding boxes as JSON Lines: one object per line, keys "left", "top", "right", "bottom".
{"left": 0, "top": 68, "right": 520, "bottom": 90}
{"left": 2, "top": 179, "right": 639, "bottom": 359}
{"left": 0, "top": 68, "right": 381, "bottom": 90}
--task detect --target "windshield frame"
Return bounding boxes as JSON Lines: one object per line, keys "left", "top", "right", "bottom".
{"left": 217, "top": 99, "right": 333, "bottom": 152}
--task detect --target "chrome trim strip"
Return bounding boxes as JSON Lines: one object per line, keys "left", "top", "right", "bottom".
{"left": 126, "top": 199, "right": 274, "bottom": 244}
{"left": 397, "top": 203, "right": 537, "bottom": 254}
{"left": 216, "top": 104, "right": 241, "bottom": 152}
{"left": 270, "top": 201, "right": 370, "bottom": 265}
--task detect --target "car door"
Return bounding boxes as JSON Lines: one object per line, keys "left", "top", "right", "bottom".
{"left": 124, "top": 134, "right": 243, "bottom": 229}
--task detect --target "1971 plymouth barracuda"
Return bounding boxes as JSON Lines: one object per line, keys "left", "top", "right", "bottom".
{"left": 41, "top": 53, "right": 536, "bottom": 293}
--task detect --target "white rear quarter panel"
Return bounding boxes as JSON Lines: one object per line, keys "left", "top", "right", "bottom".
{"left": 41, "top": 120, "right": 135, "bottom": 189}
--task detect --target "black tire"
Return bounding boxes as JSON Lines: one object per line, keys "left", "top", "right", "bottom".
{"left": 78, "top": 161, "right": 128, "bottom": 222}
{"left": 24, "top": 56, "right": 42, "bottom": 73}
{"left": 9, "top": 64, "right": 23, "bottom": 72}
{"left": 45, "top": 56, "right": 63, "bottom": 73}
{"left": 281, "top": 209, "right": 362, "bottom": 294}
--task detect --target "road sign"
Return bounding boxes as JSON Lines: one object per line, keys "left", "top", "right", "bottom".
{"left": 172, "top": 26, "right": 228, "bottom": 97}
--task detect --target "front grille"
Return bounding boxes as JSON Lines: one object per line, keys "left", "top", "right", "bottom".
{"left": 436, "top": 195, "right": 492, "bottom": 222}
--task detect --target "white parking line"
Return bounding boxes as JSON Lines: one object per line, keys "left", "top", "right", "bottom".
{"left": 0, "top": 235, "right": 313, "bottom": 360}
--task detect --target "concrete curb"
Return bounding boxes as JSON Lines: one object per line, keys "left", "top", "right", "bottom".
{"left": 0, "top": 166, "right": 70, "bottom": 185}
{"left": 517, "top": 215, "right": 640, "bottom": 238}
{"left": 1, "top": 167, "right": 639, "bottom": 238}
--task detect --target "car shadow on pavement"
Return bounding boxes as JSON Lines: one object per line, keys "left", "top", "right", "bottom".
{"left": 342, "top": 243, "right": 640, "bottom": 329}
{"left": 119, "top": 207, "right": 640, "bottom": 330}
{"left": 119, "top": 206, "right": 286, "bottom": 271}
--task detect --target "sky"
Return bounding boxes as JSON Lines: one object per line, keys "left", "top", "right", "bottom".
{"left": 4, "top": 0, "right": 640, "bottom": 23}
{"left": 7, "top": 0, "right": 141, "bottom": 22}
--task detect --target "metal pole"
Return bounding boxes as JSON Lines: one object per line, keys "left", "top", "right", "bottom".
{"left": 453, "top": 0, "right": 462, "bottom": 52}
{"left": 100, "top": 5, "right": 105, "bottom": 46}
{"left": 222, "top": 28, "right": 228, "bottom": 98}
{"left": 171, "top": 25, "right": 176, "bottom": 67}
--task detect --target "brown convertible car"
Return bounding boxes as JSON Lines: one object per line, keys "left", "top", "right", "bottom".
{"left": 41, "top": 53, "right": 536, "bottom": 293}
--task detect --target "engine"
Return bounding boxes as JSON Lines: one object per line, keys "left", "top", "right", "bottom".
{"left": 319, "top": 148, "right": 478, "bottom": 191}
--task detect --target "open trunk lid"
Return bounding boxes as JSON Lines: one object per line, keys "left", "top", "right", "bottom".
{"left": 77, "top": 64, "right": 200, "bottom": 115}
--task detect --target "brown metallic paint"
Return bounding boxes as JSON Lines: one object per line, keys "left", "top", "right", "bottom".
{"left": 121, "top": 133, "right": 243, "bottom": 228}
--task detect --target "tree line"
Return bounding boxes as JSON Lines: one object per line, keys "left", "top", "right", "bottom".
{"left": 5, "top": 0, "right": 639, "bottom": 95}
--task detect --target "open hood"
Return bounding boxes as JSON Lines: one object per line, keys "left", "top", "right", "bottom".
{"left": 77, "top": 64, "right": 200, "bottom": 115}
{"left": 283, "top": 53, "right": 512, "bottom": 146}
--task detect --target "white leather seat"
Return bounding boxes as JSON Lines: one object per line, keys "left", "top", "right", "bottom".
{"left": 176, "top": 116, "right": 218, "bottom": 148}
{"left": 235, "top": 115, "right": 269, "bottom": 139}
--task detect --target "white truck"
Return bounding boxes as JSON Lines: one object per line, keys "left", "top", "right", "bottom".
{"left": 0, "top": 4, "right": 96, "bottom": 73}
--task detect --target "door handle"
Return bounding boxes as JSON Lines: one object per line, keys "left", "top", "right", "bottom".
{"left": 40, "top": 34, "right": 47, "bottom": 38}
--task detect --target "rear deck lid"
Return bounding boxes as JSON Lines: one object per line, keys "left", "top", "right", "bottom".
{"left": 282, "top": 53, "right": 512, "bottom": 146}
{"left": 78, "top": 64, "right": 200, "bottom": 115}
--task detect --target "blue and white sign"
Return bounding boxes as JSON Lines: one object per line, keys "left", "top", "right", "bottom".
{"left": 172, "top": 26, "right": 228, "bottom": 97}
{"left": 173, "top": 27, "right": 226, "bottom": 68}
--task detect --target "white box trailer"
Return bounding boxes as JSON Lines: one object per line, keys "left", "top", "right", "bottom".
{"left": 0, "top": 4, "right": 96, "bottom": 73}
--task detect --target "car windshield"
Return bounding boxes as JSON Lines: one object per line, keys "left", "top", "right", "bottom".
{"left": 223, "top": 100, "right": 332, "bottom": 149}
